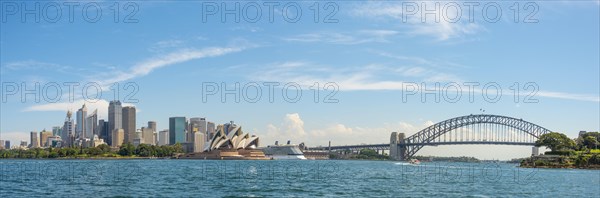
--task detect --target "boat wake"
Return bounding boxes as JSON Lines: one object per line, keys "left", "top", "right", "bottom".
{"left": 394, "top": 162, "right": 419, "bottom": 166}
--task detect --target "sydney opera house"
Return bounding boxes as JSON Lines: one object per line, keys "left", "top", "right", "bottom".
{"left": 183, "top": 122, "right": 268, "bottom": 160}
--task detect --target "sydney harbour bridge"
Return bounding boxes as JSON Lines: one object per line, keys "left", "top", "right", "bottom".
{"left": 311, "top": 114, "right": 553, "bottom": 161}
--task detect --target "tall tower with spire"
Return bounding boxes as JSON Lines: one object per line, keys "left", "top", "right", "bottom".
{"left": 62, "top": 110, "right": 75, "bottom": 146}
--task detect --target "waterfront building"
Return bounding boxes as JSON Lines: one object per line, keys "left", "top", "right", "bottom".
{"left": 183, "top": 122, "right": 265, "bottom": 160}
{"left": 112, "top": 128, "right": 124, "bottom": 147}
{"left": 169, "top": 117, "right": 186, "bottom": 145}
{"left": 0, "top": 140, "right": 4, "bottom": 149}
{"left": 5, "top": 140, "right": 10, "bottom": 149}
{"left": 30, "top": 131, "right": 39, "bottom": 148}
{"left": 40, "top": 130, "right": 52, "bottom": 147}
{"left": 91, "top": 135, "right": 106, "bottom": 147}
{"left": 206, "top": 123, "right": 259, "bottom": 151}
{"left": 122, "top": 106, "right": 136, "bottom": 144}
{"left": 159, "top": 130, "right": 169, "bottom": 146}
{"left": 76, "top": 104, "right": 87, "bottom": 139}
{"left": 108, "top": 100, "right": 123, "bottom": 145}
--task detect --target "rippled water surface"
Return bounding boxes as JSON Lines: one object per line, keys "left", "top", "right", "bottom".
{"left": 1, "top": 159, "right": 599, "bottom": 197}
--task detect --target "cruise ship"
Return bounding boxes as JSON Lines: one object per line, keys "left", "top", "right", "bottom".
{"left": 261, "top": 141, "right": 307, "bottom": 160}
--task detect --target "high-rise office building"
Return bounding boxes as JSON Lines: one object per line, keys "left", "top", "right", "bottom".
{"left": 207, "top": 121, "right": 216, "bottom": 141}
{"left": 148, "top": 121, "right": 157, "bottom": 146}
{"left": 108, "top": 100, "right": 123, "bottom": 145}
{"left": 111, "top": 128, "right": 124, "bottom": 147}
{"left": 62, "top": 110, "right": 75, "bottom": 147}
{"left": 189, "top": 117, "right": 207, "bottom": 141}
{"left": 5, "top": 140, "right": 10, "bottom": 149}
{"left": 122, "top": 106, "right": 136, "bottom": 144}
{"left": 159, "top": 130, "right": 169, "bottom": 146}
{"left": 169, "top": 117, "right": 186, "bottom": 145}
{"left": 193, "top": 132, "right": 205, "bottom": 153}
{"left": 86, "top": 109, "right": 98, "bottom": 139}
{"left": 98, "top": 119, "right": 108, "bottom": 141}
{"left": 52, "top": 126, "right": 61, "bottom": 136}
{"left": 76, "top": 104, "right": 87, "bottom": 139}
{"left": 142, "top": 127, "right": 155, "bottom": 145}
{"left": 0, "top": 140, "right": 4, "bottom": 149}
{"left": 20, "top": 141, "right": 27, "bottom": 147}
{"left": 40, "top": 130, "right": 52, "bottom": 147}
{"left": 30, "top": 131, "right": 39, "bottom": 148}
{"left": 148, "top": 121, "right": 156, "bottom": 132}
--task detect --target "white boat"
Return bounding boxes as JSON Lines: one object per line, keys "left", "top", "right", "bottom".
{"left": 409, "top": 159, "right": 421, "bottom": 165}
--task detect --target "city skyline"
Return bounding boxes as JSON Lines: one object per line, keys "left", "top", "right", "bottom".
{"left": 1, "top": 1, "right": 599, "bottom": 160}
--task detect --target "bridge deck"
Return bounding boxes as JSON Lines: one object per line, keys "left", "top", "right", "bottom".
{"left": 311, "top": 141, "right": 535, "bottom": 151}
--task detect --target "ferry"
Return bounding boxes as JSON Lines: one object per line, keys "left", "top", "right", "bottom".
{"left": 261, "top": 141, "right": 307, "bottom": 160}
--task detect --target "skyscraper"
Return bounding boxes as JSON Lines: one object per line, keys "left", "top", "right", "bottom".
{"left": 142, "top": 127, "right": 155, "bottom": 145}
{"left": 52, "top": 126, "right": 61, "bottom": 136}
{"left": 122, "top": 106, "right": 136, "bottom": 144}
{"left": 86, "top": 109, "right": 98, "bottom": 139}
{"left": 148, "top": 121, "right": 157, "bottom": 132}
{"left": 0, "top": 140, "right": 4, "bottom": 149}
{"left": 30, "top": 131, "right": 39, "bottom": 148}
{"left": 193, "top": 132, "right": 205, "bottom": 153}
{"left": 62, "top": 110, "right": 75, "bottom": 147}
{"left": 159, "top": 130, "right": 169, "bottom": 146}
{"left": 111, "top": 128, "right": 124, "bottom": 147}
{"left": 98, "top": 119, "right": 109, "bottom": 141}
{"left": 76, "top": 104, "right": 87, "bottom": 139}
{"left": 108, "top": 100, "right": 123, "bottom": 145}
{"left": 40, "top": 130, "right": 52, "bottom": 147}
{"left": 148, "top": 121, "right": 157, "bottom": 145}
{"left": 4, "top": 140, "right": 10, "bottom": 149}
{"left": 169, "top": 117, "right": 186, "bottom": 145}
{"left": 207, "top": 121, "right": 216, "bottom": 141}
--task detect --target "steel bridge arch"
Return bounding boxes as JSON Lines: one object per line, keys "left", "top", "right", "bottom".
{"left": 402, "top": 114, "right": 553, "bottom": 158}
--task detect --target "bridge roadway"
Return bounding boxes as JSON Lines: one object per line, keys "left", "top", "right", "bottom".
{"left": 311, "top": 141, "right": 536, "bottom": 151}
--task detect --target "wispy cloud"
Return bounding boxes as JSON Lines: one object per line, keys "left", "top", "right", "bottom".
{"left": 351, "top": 1, "right": 485, "bottom": 41}
{"left": 21, "top": 43, "right": 251, "bottom": 113}
{"left": 251, "top": 56, "right": 463, "bottom": 91}
{"left": 283, "top": 29, "right": 399, "bottom": 45}
{"left": 2, "top": 60, "right": 71, "bottom": 72}
{"left": 537, "top": 91, "right": 600, "bottom": 102}
{"left": 250, "top": 60, "right": 599, "bottom": 103}
{"left": 23, "top": 99, "right": 137, "bottom": 120}
{"left": 94, "top": 46, "right": 246, "bottom": 89}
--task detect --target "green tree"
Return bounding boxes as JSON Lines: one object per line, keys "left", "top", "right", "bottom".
{"left": 136, "top": 144, "right": 154, "bottom": 157}
{"left": 535, "top": 132, "right": 575, "bottom": 152}
{"left": 87, "top": 147, "right": 102, "bottom": 156}
{"left": 173, "top": 143, "right": 183, "bottom": 153}
{"left": 119, "top": 142, "right": 135, "bottom": 156}
{"left": 583, "top": 136, "right": 599, "bottom": 150}
{"left": 97, "top": 144, "right": 112, "bottom": 154}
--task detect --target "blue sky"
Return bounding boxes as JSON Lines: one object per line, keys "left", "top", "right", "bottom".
{"left": 1, "top": 1, "right": 599, "bottom": 159}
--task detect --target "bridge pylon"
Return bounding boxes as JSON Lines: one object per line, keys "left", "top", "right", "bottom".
{"left": 390, "top": 132, "right": 406, "bottom": 161}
